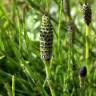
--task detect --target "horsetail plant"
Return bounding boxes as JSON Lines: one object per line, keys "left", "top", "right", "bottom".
{"left": 40, "top": 14, "right": 56, "bottom": 96}
{"left": 68, "top": 20, "right": 75, "bottom": 69}
{"left": 82, "top": 2, "right": 92, "bottom": 62}
{"left": 79, "top": 2, "right": 92, "bottom": 95}
{"left": 68, "top": 20, "right": 80, "bottom": 96}
{"left": 82, "top": 2, "right": 92, "bottom": 71}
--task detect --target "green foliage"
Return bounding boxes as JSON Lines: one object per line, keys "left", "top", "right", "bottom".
{"left": 0, "top": 0, "right": 96, "bottom": 96}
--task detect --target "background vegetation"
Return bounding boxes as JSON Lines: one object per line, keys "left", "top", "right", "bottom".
{"left": 0, "top": 0, "right": 96, "bottom": 96}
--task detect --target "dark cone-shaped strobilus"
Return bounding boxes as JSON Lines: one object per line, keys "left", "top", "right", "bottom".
{"left": 82, "top": 3, "right": 92, "bottom": 25}
{"left": 40, "top": 14, "right": 53, "bottom": 61}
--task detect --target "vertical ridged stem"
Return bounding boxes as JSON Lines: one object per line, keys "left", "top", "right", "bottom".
{"left": 68, "top": 19, "right": 79, "bottom": 95}
{"left": 85, "top": 25, "right": 90, "bottom": 70}
{"left": 66, "top": 17, "right": 70, "bottom": 72}
{"left": 57, "top": 0, "right": 63, "bottom": 65}
{"left": 44, "top": 61, "right": 56, "bottom": 96}
{"left": 69, "top": 23, "right": 73, "bottom": 71}
{"left": 68, "top": 21, "right": 78, "bottom": 96}
{"left": 12, "top": 75, "right": 15, "bottom": 96}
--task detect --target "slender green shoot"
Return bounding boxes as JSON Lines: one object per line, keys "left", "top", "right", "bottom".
{"left": 57, "top": 0, "right": 63, "bottom": 65}
{"left": 45, "top": 0, "right": 50, "bottom": 13}
{"left": 85, "top": 25, "right": 90, "bottom": 70}
{"left": 44, "top": 61, "right": 56, "bottom": 96}
{"left": 12, "top": 75, "right": 15, "bottom": 96}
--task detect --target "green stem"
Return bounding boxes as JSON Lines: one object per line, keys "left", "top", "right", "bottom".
{"left": 45, "top": 0, "right": 50, "bottom": 13}
{"left": 44, "top": 61, "right": 56, "bottom": 96}
{"left": 65, "top": 16, "right": 70, "bottom": 72}
{"left": 57, "top": 0, "right": 63, "bottom": 65}
{"left": 85, "top": 25, "right": 90, "bottom": 69}
{"left": 12, "top": 75, "right": 15, "bottom": 96}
